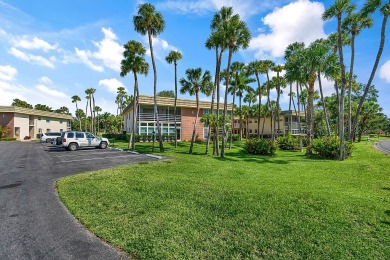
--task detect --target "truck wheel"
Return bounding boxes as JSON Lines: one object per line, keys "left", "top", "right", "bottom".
{"left": 68, "top": 143, "right": 78, "bottom": 151}
{"left": 99, "top": 142, "right": 107, "bottom": 149}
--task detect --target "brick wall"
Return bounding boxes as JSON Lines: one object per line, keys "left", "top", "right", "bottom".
{"left": 0, "top": 112, "right": 14, "bottom": 137}
{"left": 181, "top": 108, "right": 204, "bottom": 141}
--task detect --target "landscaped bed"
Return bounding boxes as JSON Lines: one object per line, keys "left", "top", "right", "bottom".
{"left": 57, "top": 141, "right": 390, "bottom": 259}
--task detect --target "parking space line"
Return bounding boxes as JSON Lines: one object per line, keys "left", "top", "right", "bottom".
{"left": 49, "top": 151, "right": 122, "bottom": 158}
{"left": 59, "top": 155, "right": 144, "bottom": 163}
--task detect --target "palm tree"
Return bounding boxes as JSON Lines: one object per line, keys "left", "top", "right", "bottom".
{"left": 243, "top": 90, "right": 256, "bottom": 139}
{"left": 323, "top": 0, "right": 355, "bottom": 160}
{"left": 211, "top": 6, "right": 251, "bottom": 157}
{"left": 116, "top": 86, "right": 127, "bottom": 133}
{"left": 84, "top": 95, "right": 90, "bottom": 132}
{"left": 133, "top": 3, "right": 165, "bottom": 152}
{"left": 94, "top": 106, "right": 102, "bottom": 134}
{"left": 229, "top": 62, "right": 245, "bottom": 141}
{"left": 272, "top": 65, "right": 285, "bottom": 138}
{"left": 343, "top": 9, "right": 374, "bottom": 141}
{"left": 165, "top": 50, "right": 183, "bottom": 148}
{"left": 180, "top": 68, "right": 213, "bottom": 154}
{"left": 352, "top": 0, "right": 390, "bottom": 142}
{"left": 120, "top": 40, "right": 149, "bottom": 150}
{"left": 71, "top": 95, "right": 82, "bottom": 131}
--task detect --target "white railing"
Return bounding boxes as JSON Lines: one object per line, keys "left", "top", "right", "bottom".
{"left": 138, "top": 113, "right": 181, "bottom": 122}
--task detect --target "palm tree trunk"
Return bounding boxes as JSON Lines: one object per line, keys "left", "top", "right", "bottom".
{"left": 318, "top": 71, "right": 331, "bottom": 136}
{"left": 256, "top": 74, "right": 262, "bottom": 138}
{"left": 207, "top": 48, "right": 218, "bottom": 155}
{"left": 276, "top": 73, "right": 281, "bottom": 138}
{"left": 129, "top": 71, "right": 138, "bottom": 150}
{"left": 92, "top": 95, "right": 96, "bottom": 134}
{"left": 229, "top": 93, "right": 235, "bottom": 149}
{"left": 215, "top": 49, "right": 223, "bottom": 156}
{"left": 306, "top": 79, "right": 315, "bottom": 156}
{"left": 174, "top": 61, "right": 178, "bottom": 148}
{"left": 337, "top": 13, "right": 347, "bottom": 161}
{"left": 352, "top": 10, "right": 388, "bottom": 142}
{"left": 221, "top": 48, "right": 233, "bottom": 158}
{"left": 297, "top": 82, "right": 302, "bottom": 152}
{"left": 239, "top": 96, "right": 243, "bottom": 141}
{"left": 288, "top": 83, "right": 292, "bottom": 134}
{"left": 189, "top": 93, "right": 200, "bottom": 154}
{"left": 347, "top": 33, "right": 356, "bottom": 141}
{"left": 85, "top": 100, "right": 88, "bottom": 132}
{"left": 266, "top": 72, "right": 272, "bottom": 140}
{"left": 148, "top": 29, "right": 164, "bottom": 152}
{"left": 76, "top": 102, "right": 82, "bottom": 131}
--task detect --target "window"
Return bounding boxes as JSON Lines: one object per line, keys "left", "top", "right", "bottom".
{"left": 60, "top": 129, "right": 63, "bottom": 132}
{"left": 60, "top": 120, "right": 63, "bottom": 124}
{"left": 67, "top": 132, "right": 74, "bottom": 138}
{"left": 46, "top": 129, "right": 51, "bottom": 133}
{"left": 255, "top": 129, "right": 258, "bottom": 133}
{"left": 250, "top": 129, "right": 253, "bottom": 134}
{"left": 249, "top": 120, "right": 252, "bottom": 123}
{"left": 46, "top": 118, "right": 50, "bottom": 123}
{"left": 76, "top": 132, "right": 84, "bottom": 138}
{"left": 38, "top": 117, "right": 41, "bottom": 120}
{"left": 255, "top": 121, "right": 257, "bottom": 123}
{"left": 86, "top": 133, "right": 95, "bottom": 138}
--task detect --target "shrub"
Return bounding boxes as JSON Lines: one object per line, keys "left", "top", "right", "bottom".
{"left": 310, "top": 136, "right": 353, "bottom": 159}
{"left": 277, "top": 134, "right": 299, "bottom": 151}
{"left": 24, "top": 136, "right": 31, "bottom": 140}
{"left": 244, "top": 138, "right": 276, "bottom": 155}
{"left": 231, "top": 134, "right": 239, "bottom": 142}
{"left": 0, "top": 138, "right": 17, "bottom": 141}
{"left": 0, "top": 126, "right": 11, "bottom": 138}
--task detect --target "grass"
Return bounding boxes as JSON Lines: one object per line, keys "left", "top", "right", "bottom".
{"left": 57, "top": 139, "right": 390, "bottom": 259}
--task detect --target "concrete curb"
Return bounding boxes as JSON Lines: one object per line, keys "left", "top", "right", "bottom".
{"left": 373, "top": 141, "right": 390, "bottom": 155}
{"left": 145, "top": 154, "right": 162, "bottom": 160}
{"left": 127, "top": 151, "right": 139, "bottom": 155}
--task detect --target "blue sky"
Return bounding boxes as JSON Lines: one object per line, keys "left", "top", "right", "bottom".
{"left": 0, "top": 0, "right": 389, "bottom": 116}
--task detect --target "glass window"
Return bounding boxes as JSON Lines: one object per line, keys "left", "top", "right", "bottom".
{"left": 67, "top": 132, "right": 74, "bottom": 138}
{"left": 46, "top": 118, "right": 50, "bottom": 122}
{"left": 46, "top": 129, "right": 51, "bottom": 132}
{"left": 86, "top": 133, "right": 94, "bottom": 138}
{"left": 140, "top": 127, "right": 147, "bottom": 134}
{"left": 76, "top": 132, "right": 84, "bottom": 138}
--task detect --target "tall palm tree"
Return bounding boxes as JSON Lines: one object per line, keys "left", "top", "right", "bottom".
{"left": 272, "top": 65, "right": 285, "bottom": 138}
{"left": 94, "top": 106, "right": 102, "bottom": 134}
{"left": 352, "top": 0, "right": 390, "bottom": 142}
{"left": 243, "top": 90, "right": 256, "bottom": 139}
{"left": 323, "top": 0, "right": 355, "bottom": 160}
{"left": 120, "top": 40, "right": 149, "bottom": 150}
{"left": 180, "top": 68, "right": 213, "bottom": 154}
{"left": 229, "top": 62, "right": 245, "bottom": 141}
{"left": 343, "top": 9, "right": 374, "bottom": 140}
{"left": 85, "top": 95, "right": 90, "bottom": 132}
{"left": 116, "top": 86, "right": 127, "bottom": 133}
{"left": 134, "top": 3, "right": 165, "bottom": 152}
{"left": 71, "top": 95, "right": 82, "bottom": 131}
{"left": 165, "top": 50, "right": 183, "bottom": 148}
{"left": 211, "top": 6, "right": 251, "bottom": 157}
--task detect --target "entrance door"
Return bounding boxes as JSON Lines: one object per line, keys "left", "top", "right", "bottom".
{"left": 14, "top": 127, "right": 20, "bottom": 139}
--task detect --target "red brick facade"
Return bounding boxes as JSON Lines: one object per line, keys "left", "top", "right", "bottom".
{"left": 181, "top": 108, "right": 204, "bottom": 141}
{"left": 0, "top": 112, "right": 14, "bottom": 137}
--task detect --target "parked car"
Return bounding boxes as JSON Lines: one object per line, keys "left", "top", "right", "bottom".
{"left": 56, "top": 131, "right": 109, "bottom": 151}
{"left": 40, "top": 132, "right": 62, "bottom": 143}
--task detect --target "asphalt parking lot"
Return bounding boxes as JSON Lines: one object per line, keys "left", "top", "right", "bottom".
{"left": 0, "top": 141, "right": 159, "bottom": 260}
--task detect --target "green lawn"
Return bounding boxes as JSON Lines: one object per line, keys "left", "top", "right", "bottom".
{"left": 57, "top": 140, "right": 390, "bottom": 259}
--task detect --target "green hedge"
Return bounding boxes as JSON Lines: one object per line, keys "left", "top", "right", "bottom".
{"left": 244, "top": 138, "right": 276, "bottom": 155}
{"left": 0, "top": 138, "right": 17, "bottom": 141}
{"left": 311, "top": 136, "right": 353, "bottom": 159}
{"left": 277, "top": 134, "right": 299, "bottom": 151}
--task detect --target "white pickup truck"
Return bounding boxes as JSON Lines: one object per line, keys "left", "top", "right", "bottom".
{"left": 56, "top": 131, "right": 109, "bottom": 151}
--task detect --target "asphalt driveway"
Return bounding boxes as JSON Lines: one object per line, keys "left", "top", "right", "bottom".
{"left": 0, "top": 141, "right": 158, "bottom": 259}
{"left": 376, "top": 139, "right": 390, "bottom": 154}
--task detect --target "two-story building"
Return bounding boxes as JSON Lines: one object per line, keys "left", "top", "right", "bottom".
{"left": 0, "top": 106, "right": 72, "bottom": 140}
{"left": 122, "top": 95, "right": 233, "bottom": 141}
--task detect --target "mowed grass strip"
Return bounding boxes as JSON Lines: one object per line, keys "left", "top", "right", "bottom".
{"left": 57, "top": 141, "right": 390, "bottom": 259}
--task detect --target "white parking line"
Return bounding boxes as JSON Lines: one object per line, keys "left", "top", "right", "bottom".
{"left": 59, "top": 155, "right": 141, "bottom": 163}
{"left": 50, "top": 151, "right": 121, "bottom": 158}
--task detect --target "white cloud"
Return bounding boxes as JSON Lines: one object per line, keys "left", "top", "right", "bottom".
{"left": 75, "top": 48, "right": 104, "bottom": 72}
{"left": 98, "top": 78, "right": 127, "bottom": 94}
{"left": 38, "top": 76, "right": 52, "bottom": 84}
{"left": 144, "top": 36, "right": 180, "bottom": 64}
{"left": 35, "top": 84, "right": 68, "bottom": 98}
{"left": 0, "top": 81, "right": 26, "bottom": 105}
{"left": 74, "top": 27, "right": 123, "bottom": 72}
{"left": 0, "top": 65, "right": 17, "bottom": 81}
{"left": 156, "top": 0, "right": 288, "bottom": 19}
{"left": 380, "top": 60, "right": 390, "bottom": 83}
{"left": 8, "top": 47, "right": 55, "bottom": 68}
{"left": 249, "top": 0, "right": 327, "bottom": 59}
{"left": 13, "top": 36, "right": 57, "bottom": 52}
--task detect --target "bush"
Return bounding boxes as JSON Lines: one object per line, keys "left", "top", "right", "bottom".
{"left": 231, "top": 134, "right": 239, "bottom": 142}
{"left": 277, "top": 134, "right": 299, "bottom": 151}
{"left": 24, "top": 136, "right": 31, "bottom": 140}
{"left": 310, "top": 136, "right": 353, "bottom": 159}
{"left": 0, "top": 138, "right": 17, "bottom": 141}
{"left": 244, "top": 138, "right": 276, "bottom": 155}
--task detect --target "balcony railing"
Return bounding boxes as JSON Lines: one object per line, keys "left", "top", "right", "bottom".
{"left": 285, "top": 122, "right": 306, "bottom": 128}
{"left": 138, "top": 113, "right": 181, "bottom": 122}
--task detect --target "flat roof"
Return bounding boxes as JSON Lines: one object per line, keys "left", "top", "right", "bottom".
{"left": 122, "top": 95, "right": 233, "bottom": 115}
{"left": 0, "top": 106, "right": 73, "bottom": 120}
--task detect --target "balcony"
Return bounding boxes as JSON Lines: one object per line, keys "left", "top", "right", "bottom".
{"left": 138, "top": 113, "right": 181, "bottom": 122}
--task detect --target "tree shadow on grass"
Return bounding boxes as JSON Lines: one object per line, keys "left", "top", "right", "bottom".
{"left": 382, "top": 187, "right": 390, "bottom": 191}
